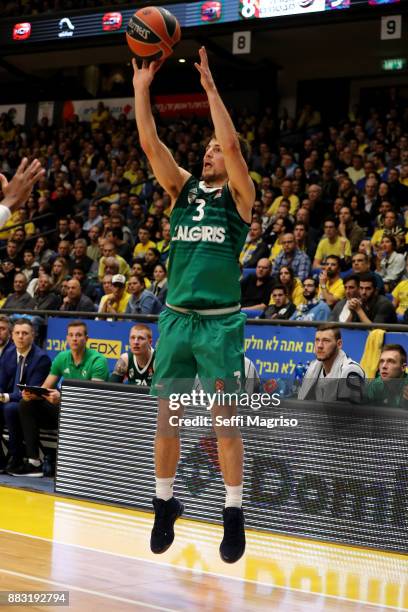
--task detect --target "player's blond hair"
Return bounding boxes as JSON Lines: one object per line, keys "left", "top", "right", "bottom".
{"left": 130, "top": 323, "right": 152, "bottom": 342}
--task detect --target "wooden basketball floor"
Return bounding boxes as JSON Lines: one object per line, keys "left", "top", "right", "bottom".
{"left": 0, "top": 486, "right": 406, "bottom": 611}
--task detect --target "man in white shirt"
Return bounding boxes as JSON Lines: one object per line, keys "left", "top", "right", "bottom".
{"left": 298, "top": 324, "right": 365, "bottom": 403}
{"left": 0, "top": 158, "right": 45, "bottom": 229}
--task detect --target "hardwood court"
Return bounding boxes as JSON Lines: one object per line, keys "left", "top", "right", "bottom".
{"left": 0, "top": 486, "right": 406, "bottom": 611}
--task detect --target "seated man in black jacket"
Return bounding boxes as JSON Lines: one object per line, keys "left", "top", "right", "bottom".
{"left": 263, "top": 284, "right": 295, "bottom": 320}
{"left": 241, "top": 258, "right": 274, "bottom": 311}
{"left": 348, "top": 272, "right": 397, "bottom": 324}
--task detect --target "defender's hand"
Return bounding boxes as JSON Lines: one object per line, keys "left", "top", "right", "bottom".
{"left": 0, "top": 157, "right": 45, "bottom": 211}
{"left": 194, "top": 46, "right": 216, "bottom": 93}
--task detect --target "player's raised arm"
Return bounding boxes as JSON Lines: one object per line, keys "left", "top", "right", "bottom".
{"left": 194, "top": 46, "right": 255, "bottom": 222}
{"left": 132, "top": 59, "right": 190, "bottom": 205}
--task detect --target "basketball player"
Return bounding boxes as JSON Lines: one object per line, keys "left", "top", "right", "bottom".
{"left": 133, "top": 46, "right": 255, "bottom": 563}
{"left": 110, "top": 324, "right": 154, "bottom": 387}
{"left": 0, "top": 158, "right": 45, "bottom": 229}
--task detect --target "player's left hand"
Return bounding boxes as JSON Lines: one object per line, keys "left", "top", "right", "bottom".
{"left": 132, "top": 58, "right": 164, "bottom": 91}
{"left": 194, "top": 46, "right": 216, "bottom": 92}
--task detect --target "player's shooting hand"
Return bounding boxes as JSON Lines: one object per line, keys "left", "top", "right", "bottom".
{"left": 132, "top": 58, "right": 164, "bottom": 90}
{"left": 194, "top": 46, "right": 216, "bottom": 93}
{"left": 0, "top": 157, "right": 45, "bottom": 211}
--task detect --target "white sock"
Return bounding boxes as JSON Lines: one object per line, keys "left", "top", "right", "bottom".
{"left": 225, "top": 484, "right": 243, "bottom": 508}
{"left": 29, "top": 458, "right": 41, "bottom": 467}
{"left": 156, "top": 477, "right": 175, "bottom": 501}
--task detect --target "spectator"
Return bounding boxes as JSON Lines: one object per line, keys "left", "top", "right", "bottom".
{"left": 351, "top": 252, "right": 384, "bottom": 292}
{"left": 267, "top": 179, "right": 299, "bottom": 216}
{"left": 376, "top": 235, "right": 405, "bottom": 291}
{"left": 133, "top": 226, "right": 157, "bottom": 261}
{"left": 387, "top": 168, "right": 408, "bottom": 208}
{"left": 157, "top": 222, "right": 171, "bottom": 264}
{"left": 86, "top": 225, "right": 102, "bottom": 262}
{"left": 14, "top": 320, "right": 109, "bottom": 476}
{"left": 98, "top": 241, "right": 130, "bottom": 281}
{"left": 69, "top": 215, "right": 88, "bottom": 242}
{"left": 337, "top": 206, "right": 365, "bottom": 253}
{"left": 263, "top": 284, "right": 295, "bottom": 320}
{"left": 240, "top": 258, "right": 273, "bottom": 310}
{"left": 150, "top": 263, "right": 168, "bottom": 305}
{"left": 106, "top": 228, "right": 132, "bottom": 264}
{"left": 72, "top": 238, "right": 96, "bottom": 275}
{"left": 290, "top": 277, "right": 331, "bottom": 321}
{"left": 239, "top": 220, "right": 269, "bottom": 268}
{"left": 110, "top": 324, "right": 154, "bottom": 387}
{"left": 32, "top": 274, "right": 61, "bottom": 310}
{"left": 271, "top": 232, "right": 311, "bottom": 281}
{"left": 0, "top": 318, "right": 51, "bottom": 474}
{"left": 318, "top": 255, "right": 345, "bottom": 307}
{"left": 50, "top": 257, "right": 70, "bottom": 294}
{"left": 20, "top": 249, "right": 39, "bottom": 283}
{"left": 371, "top": 210, "right": 405, "bottom": 252}
{"left": 98, "top": 274, "right": 130, "bottom": 315}
{"left": 60, "top": 278, "right": 95, "bottom": 313}
{"left": 313, "top": 218, "right": 351, "bottom": 268}
{"left": 2, "top": 273, "right": 35, "bottom": 310}
{"left": 72, "top": 266, "right": 100, "bottom": 303}
{"left": 125, "top": 274, "right": 162, "bottom": 315}
{"left": 293, "top": 221, "right": 316, "bottom": 261}
{"left": 348, "top": 272, "right": 397, "bottom": 323}
{"left": 365, "top": 344, "right": 408, "bottom": 408}
{"left": 298, "top": 325, "right": 364, "bottom": 402}
{"left": 329, "top": 274, "right": 361, "bottom": 323}
{"left": 143, "top": 248, "right": 161, "bottom": 281}
{"left": 346, "top": 154, "right": 365, "bottom": 185}
{"left": 392, "top": 269, "right": 408, "bottom": 317}
{"left": 33, "top": 236, "right": 54, "bottom": 266}
{"left": 274, "top": 265, "right": 304, "bottom": 306}
{"left": 83, "top": 203, "right": 102, "bottom": 232}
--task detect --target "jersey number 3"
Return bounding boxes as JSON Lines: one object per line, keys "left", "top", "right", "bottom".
{"left": 192, "top": 198, "right": 206, "bottom": 222}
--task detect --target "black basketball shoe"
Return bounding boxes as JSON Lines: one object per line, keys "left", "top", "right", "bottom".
{"left": 219, "top": 507, "right": 246, "bottom": 563}
{"left": 150, "top": 496, "right": 184, "bottom": 554}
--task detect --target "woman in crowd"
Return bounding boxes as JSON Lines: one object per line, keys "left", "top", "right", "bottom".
{"left": 150, "top": 263, "right": 168, "bottom": 305}
{"left": 33, "top": 236, "right": 54, "bottom": 266}
{"left": 51, "top": 256, "right": 70, "bottom": 295}
{"left": 376, "top": 235, "right": 406, "bottom": 292}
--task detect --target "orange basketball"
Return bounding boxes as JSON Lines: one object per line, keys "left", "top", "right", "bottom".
{"left": 126, "top": 6, "right": 181, "bottom": 62}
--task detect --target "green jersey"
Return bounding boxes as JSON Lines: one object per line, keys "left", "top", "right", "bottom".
{"left": 127, "top": 350, "right": 154, "bottom": 386}
{"left": 167, "top": 176, "right": 249, "bottom": 309}
{"left": 50, "top": 348, "right": 109, "bottom": 381}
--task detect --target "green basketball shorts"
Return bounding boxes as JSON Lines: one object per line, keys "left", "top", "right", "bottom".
{"left": 151, "top": 306, "right": 247, "bottom": 398}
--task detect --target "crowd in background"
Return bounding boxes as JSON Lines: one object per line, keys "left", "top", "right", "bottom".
{"left": 0, "top": 92, "right": 407, "bottom": 326}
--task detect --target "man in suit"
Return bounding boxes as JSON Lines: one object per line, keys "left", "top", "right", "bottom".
{"left": 0, "top": 318, "right": 51, "bottom": 473}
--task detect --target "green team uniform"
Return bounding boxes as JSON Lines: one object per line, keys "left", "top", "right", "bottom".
{"left": 50, "top": 348, "right": 109, "bottom": 381}
{"left": 151, "top": 175, "right": 249, "bottom": 396}
{"left": 110, "top": 350, "right": 154, "bottom": 387}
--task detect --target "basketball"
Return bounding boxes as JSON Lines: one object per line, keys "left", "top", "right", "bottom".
{"left": 126, "top": 6, "right": 181, "bottom": 62}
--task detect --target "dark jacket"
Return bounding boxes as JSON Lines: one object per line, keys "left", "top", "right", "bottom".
{"left": 3, "top": 292, "right": 35, "bottom": 311}
{"left": 0, "top": 339, "right": 14, "bottom": 369}
{"left": 0, "top": 344, "right": 51, "bottom": 403}
{"left": 59, "top": 294, "right": 96, "bottom": 312}
{"left": 33, "top": 291, "right": 62, "bottom": 311}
